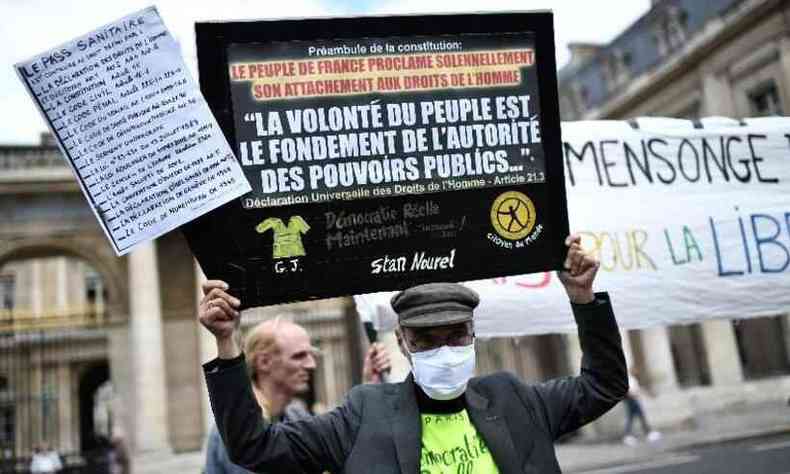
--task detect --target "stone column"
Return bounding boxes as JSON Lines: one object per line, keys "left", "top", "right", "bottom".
{"left": 565, "top": 329, "right": 634, "bottom": 373}
{"left": 637, "top": 327, "right": 678, "bottom": 393}
{"left": 702, "top": 71, "right": 736, "bottom": 116}
{"left": 12, "top": 353, "right": 30, "bottom": 455}
{"left": 343, "top": 299, "right": 364, "bottom": 387}
{"left": 634, "top": 327, "right": 693, "bottom": 428}
{"left": 127, "top": 242, "right": 169, "bottom": 453}
{"left": 515, "top": 337, "right": 543, "bottom": 382}
{"left": 195, "top": 262, "right": 216, "bottom": 435}
{"left": 56, "top": 257, "right": 68, "bottom": 311}
{"left": 699, "top": 320, "right": 743, "bottom": 385}
{"left": 621, "top": 329, "right": 634, "bottom": 367}
{"left": 783, "top": 314, "right": 790, "bottom": 367}
{"left": 564, "top": 330, "right": 633, "bottom": 438}
{"left": 31, "top": 260, "right": 43, "bottom": 316}
{"left": 565, "top": 333, "right": 583, "bottom": 375}
{"left": 156, "top": 234, "right": 203, "bottom": 452}
{"left": 57, "top": 363, "right": 73, "bottom": 452}
{"left": 107, "top": 324, "right": 131, "bottom": 455}
{"left": 28, "top": 351, "right": 43, "bottom": 449}
{"left": 778, "top": 36, "right": 790, "bottom": 104}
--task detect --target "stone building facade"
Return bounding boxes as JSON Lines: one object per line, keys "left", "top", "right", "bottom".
{"left": 0, "top": 142, "right": 363, "bottom": 471}
{"left": 557, "top": 0, "right": 790, "bottom": 433}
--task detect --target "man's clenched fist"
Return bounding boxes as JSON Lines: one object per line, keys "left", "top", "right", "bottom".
{"left": 198, "top": 280, "right": 242, "bottom": 358}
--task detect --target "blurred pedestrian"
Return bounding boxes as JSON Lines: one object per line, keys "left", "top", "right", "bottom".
{"left": 109, "top": 434, "right": 130, "bottom": 474}
{"left": 622, "top": 369, "right": 661, "bottom": 446}
{"left": 30, "top": 442, "right": 62, "bottom": 474}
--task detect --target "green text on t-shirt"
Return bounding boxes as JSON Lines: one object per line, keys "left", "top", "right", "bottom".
{"left": 420, "top": 410, "right": 499, "bottom": 474}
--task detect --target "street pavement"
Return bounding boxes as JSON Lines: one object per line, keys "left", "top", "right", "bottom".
{"left": 558, "top": 399, "right": 790, "bottom": 473}
{"left": 573, "top": 433, "right": 790, "bottom": 474}
{"left": 138, "top": 398, "right": 790, "bottom": 473}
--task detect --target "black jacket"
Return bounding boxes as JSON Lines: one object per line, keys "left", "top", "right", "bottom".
{"left": 204, "top": 293, "right": 627, "bottom": 473}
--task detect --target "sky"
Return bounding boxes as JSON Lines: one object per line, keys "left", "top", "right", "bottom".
{"left": 1, "top": 0, "right": 650, "bottom": 145}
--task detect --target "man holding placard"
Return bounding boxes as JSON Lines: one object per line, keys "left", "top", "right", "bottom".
{"left": 199, "top": 234, "right": 627, "bottom": 473}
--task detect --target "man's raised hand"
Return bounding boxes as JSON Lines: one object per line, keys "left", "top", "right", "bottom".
{"left": 557, "top": 234, "right": 599, "bottom": 304}
{"left": 198, "top": 280, "right": 242, "bottom": 358}
{"left": 362, "top": 342, "right": 392, "bottom": 384}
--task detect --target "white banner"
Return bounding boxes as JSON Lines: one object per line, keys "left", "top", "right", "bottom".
{"left": 355, "top": 117, "right": 790, "bottom": 337}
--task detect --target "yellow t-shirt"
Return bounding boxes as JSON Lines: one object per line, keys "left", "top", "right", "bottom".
{"left": 420, "top": 410, "right": 499, "bottom": 474}
{"left": 255, "top": 216, "right": 310, "bottom": 259}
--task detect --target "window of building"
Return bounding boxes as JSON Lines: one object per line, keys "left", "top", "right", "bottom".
{"left": 748, "top": 82, "right": 783, "bottom": 116}
{"left": 85, "top": 272, "right": 106, "bottom": 321}
{"left": 665, "top": 6, "right": 687, "bottom": 50}
{"left": 0, "top": 275, "right": 13, "bottom": 311}
{"left": 603, "top": 49, "right": 632, "bottom": 91}
{"left": 559, "top": 95, "right": 578, "bottom": 121}
{"left": 570, "top": 83, "right": 590, "bottom": 114}
{"left": 85, "top": 274, "right": 99, "bottom": 304}
{"left": 675, "top": 101, "right": 701, "bottom": 120}
{"left": 733, "top": 316, "right": 790, "bottom": 380}
{"left": 85, "top": 272, "right": 107, "bottom": 304}
{"left": 653, "top": 5, "right": 688, "bottom": 56}
{"left": 669, "top": 323, "right": 711, "bottom": 387}
{"left": 0, "top": 375, "right": 13, "bottom": 456}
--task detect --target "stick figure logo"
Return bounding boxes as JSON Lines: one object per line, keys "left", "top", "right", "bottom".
{"left": 490, "top": 191, "right": 536, "bottom": 240}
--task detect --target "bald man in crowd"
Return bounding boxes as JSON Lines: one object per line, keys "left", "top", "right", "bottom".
{"left": 204, "top": 313, "right": 390, "bottom": 474}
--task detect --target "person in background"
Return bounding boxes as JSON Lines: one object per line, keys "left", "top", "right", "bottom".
{"left": 109, "top": 433, "right": 130, "bottom": 474}
{"left": 204, "top": 316, "right": 390, "bottom": 474}
{"left": 30, "top": 442, "right": 62, "bottom": 474}
{"left": 622, "top": 368, "right": 662, "bottom": 446}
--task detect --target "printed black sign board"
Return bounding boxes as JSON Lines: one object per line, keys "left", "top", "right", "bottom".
{"left": 186, "top": 11, "right": 569, "bottom": 307}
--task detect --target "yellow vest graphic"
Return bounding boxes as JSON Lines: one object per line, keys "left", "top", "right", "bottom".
{"left": 256, "top": 216, "right": 310, "bottom": 259}
{"left": 420, "top": 410, "right": 499, "bottom": 474}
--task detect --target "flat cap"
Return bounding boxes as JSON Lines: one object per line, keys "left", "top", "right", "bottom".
{"left": 390, "top": 282, "right": 480, "bottom": 328}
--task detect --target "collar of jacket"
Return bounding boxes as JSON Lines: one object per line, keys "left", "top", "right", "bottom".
{"left": 385, "top": 374, "right": 530, "bottom": 474}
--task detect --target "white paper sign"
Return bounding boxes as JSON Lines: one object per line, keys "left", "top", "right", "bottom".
{"left": 356, "top": 117, "right": 790, "bottom": 336}
{"left": 15, "top": 6, "right": 251, "bottom": 255}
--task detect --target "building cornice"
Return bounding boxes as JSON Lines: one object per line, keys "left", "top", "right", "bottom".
{"left": 590, "top": 0, "right": 784, "bottom": 119}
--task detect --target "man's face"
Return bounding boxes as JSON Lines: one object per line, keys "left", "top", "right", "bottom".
{"left": 268, "top": 325, "right": 317, "bottom": 396}
{"left": 398, "top": 322, "right": 474, "bottom": 361}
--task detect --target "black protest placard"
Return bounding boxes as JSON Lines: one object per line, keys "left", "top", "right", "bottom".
{"left": 186, "top": 12, "right": 569, "bottom": 307}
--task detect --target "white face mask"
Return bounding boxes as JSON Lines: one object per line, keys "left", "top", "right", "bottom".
{"left": 409, "top": 343, "right": 476, "bottom": 400}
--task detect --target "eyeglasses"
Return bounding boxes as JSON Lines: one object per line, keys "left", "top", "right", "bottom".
{"left": 405, "top": 326, "right": 474, "bottom": 353}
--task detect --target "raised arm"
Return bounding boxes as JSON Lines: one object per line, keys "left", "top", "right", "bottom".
{"left": 515, "top": 236, "right": 628, "bottom": 439}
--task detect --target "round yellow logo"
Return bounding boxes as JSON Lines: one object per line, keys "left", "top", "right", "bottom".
{"left": 490, "top": 191, "right": 536, "bottom": 240}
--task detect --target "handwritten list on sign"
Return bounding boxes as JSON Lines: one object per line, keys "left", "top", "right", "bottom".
{"left": 14, "top": 6, "right": 250, "bottom": 255}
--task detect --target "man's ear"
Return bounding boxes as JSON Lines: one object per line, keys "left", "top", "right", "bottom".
{"left": 255, "top": 352, "right": 273, "bottom": 374}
